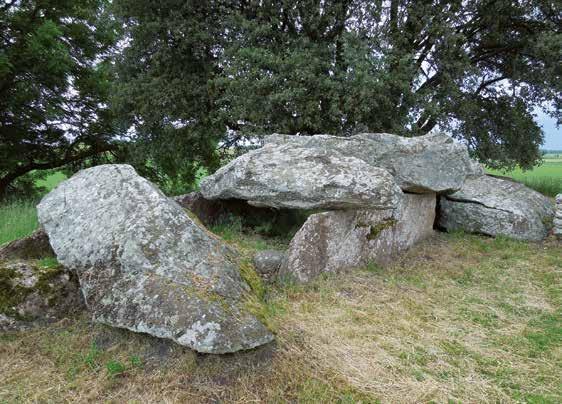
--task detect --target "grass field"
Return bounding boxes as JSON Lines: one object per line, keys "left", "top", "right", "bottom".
{"left": 0, "top": 171, "right": 66, "bottom": 246}
{"left": 1, "top": 232, "right": 560, "bottom": 402}
{"left": 488, "top": 154, "right": 562, "bottom": 197}
{"left": 0, "top": 201, "right": 39, "bottom": 246}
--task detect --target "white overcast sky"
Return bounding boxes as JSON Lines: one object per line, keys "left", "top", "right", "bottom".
{"left": 536, "top": 110, "right": 561, "bottom": 150}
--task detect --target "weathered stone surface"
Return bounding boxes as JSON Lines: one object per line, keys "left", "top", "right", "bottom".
{"left": 0, "top": 229, "right": 54, "bottom": 261}
{"left": 253, "top": 250, "right": 286, "bottom": 281}
{"left": 279, "top": 193, "right": 436, "bottom": 283}
{"left": 437, "top": 175, "right": 554, "bottom": 241}
{"left": 37, "top": 164, "right": 273, "bottom": 354}
{"left": 552, "top": 194, "right": 562, "bottom": 240}
{"left": 200, "top": 143, "right": 403, "bottom": 210}
{"left": 0, "top": 261, "right": 83, "bottom": 331}
{"left": 266, "top": 132, "right": 482, "bottom": 193}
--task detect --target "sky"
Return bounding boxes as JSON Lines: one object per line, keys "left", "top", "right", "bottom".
{"left": 535, "top": 109, "right": 561, "bottom": 150}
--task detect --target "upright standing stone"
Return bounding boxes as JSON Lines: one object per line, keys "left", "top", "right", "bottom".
{"left": 37, "top": 164, "right": 273, "bottom": 354}
{"left": 279, "top": 193, "right": 436, "bottom": 283}
{"left": 555, "top": 194, "right": 562, "bottom": 239}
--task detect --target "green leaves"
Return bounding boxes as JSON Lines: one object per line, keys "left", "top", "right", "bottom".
{"left": 0, "top": 0, "right": 119, "bottom": 198}
{"left": 113, "top": 0, "right": 557, "bottom": 175}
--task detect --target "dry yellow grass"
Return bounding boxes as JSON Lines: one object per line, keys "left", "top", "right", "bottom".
{"left": 1, "top": 233, "right": 561, "bottom": 403}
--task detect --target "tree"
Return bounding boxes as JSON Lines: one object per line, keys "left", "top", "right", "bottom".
{"left": 112, "top": 0, "right": 227, "bottom": 194}
{"left": 0, "top": 0, "right": 118, "bottom": 198}
{"left": 115, "top": 0, "right": 560, "bottom": 185}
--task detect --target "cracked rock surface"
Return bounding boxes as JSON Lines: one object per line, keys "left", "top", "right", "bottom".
{"left": 438, "top": 175, "right": 554, "bottom": 241}
{"left": 200, "top": 143, "right": 403, "bottom": 210}
{"left": 265, "top": 132, "right": 482, "bottom": 193}
{"left": 37, "top": 164, "right": 273, "bottom": 354}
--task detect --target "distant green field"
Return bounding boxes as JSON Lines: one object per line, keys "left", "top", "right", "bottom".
{"left": 488, "top": 156, "right": 562, "bottom": 197}
{"left": 35, "top": 171, "right": 67, "bottom": 192}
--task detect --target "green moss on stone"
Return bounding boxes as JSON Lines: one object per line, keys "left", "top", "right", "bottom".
{"left": 239, "top": 258, "right": 265, "bottom": 301}
{"left": 0, "top": 263, "right": 65, "bottom": 320}
{"left": 355, "top": 218, "right": 398, "bottom": 240}
{"left": 542, "top": 215, "right": 553, "bottom": 228}
{"left": 0, "top": 266, "right": 31, "bottom": 319}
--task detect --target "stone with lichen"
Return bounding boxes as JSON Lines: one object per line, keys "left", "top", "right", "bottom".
{"left": 200, "top": 143, "right": 403, "bottom": 210}
{"left": 279, "top": 193, "right": 436, "bottom": 283}
{"left": 555, "top": 194, "right": 562, "bottom": 239}
{"left": 0, "top": 229, "right": 54, "bottom": 261}
{"left": 0, "top": 261, "right": 83, "bottom": 331}
{"left": 37, "top": 164, "right": 273, "bottom": 354}
{"left": 438, "top": 175, "right": 554, "bottom": 241}
{"left": 265, "top": 132, "right": 482, "bottom": 194}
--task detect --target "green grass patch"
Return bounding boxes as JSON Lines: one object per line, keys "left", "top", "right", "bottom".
{"left": 36, "top": 256, "right": 59, "bottom": 269}
{"left": 0, "top": 200, "right": 39, "bottom": 246}
{"left": 488, "top": 158, "right": 562, "bottom": 196}
{"left": 524, "top": 311, "right": 562, "bottom": 356}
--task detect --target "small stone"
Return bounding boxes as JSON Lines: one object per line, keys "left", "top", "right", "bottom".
{"left": 0, "top": 229, "right": 54, "bottom": 261}
{"left": 0, "top": 261, "right": 83, "bottom": 331}
{"left": 253, "top": 250, "right": 286, "bottom": 280}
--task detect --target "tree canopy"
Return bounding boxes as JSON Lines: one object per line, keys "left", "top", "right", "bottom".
{"left": 0, "top": 0, "right": 118, "bottom": 197}
{"left": 1, "top": 0, "right": 561, "bottom": 196}
{"left": 113, "top": 0, "right": 560, "bottom": 189}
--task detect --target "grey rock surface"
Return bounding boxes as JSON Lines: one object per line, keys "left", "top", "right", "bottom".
{"left": 266, "top": 132, "right": 482, "bottom": 193}
{"left": 437, "top": 175, "right": 554, "bottom": 241}
{"left": 0, "top": 261, "right": 83, "bottom": 331}
{"left": 279, "top": 193, "right": 436, "bottom": 283}
{"left": 253, "top": 250, "right": 286, "bottom": 280}
{"left": 37, "top": 164, "right": 273, "bottom": 354}
{"left": 0, "top": 229, "right": 54, "bottom": 261}
{"left": 200, "top": 143, "right": 403, "bottom": 211}
{"left": 555, "top": 194, "right": 562, "bottom": 239}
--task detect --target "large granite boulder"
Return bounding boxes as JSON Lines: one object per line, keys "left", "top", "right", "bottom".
{"left": 200, "top": 143, "right": 403, "bottom": 211}
{"left": 279, "top": 193, "right": 436, "bottom": 283}
{"left": 37, "top": 164, "right": 273, "bottom": 354}
{"left": 437, "top": 175, "right": 554, "bottom": 241}
{"left": 266, "top": 132, "right": 483, "bottom": 193}
{"left": 0, "top": 229, "right": 54, "bottom": 261}
{"left": 0, "top": 261, "right": 83, "bottom": 331}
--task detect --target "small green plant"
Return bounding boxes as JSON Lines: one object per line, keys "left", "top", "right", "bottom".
{"left": 210, "top": 214, "right": 243, "bottom": 241}
{"left": 129, "top": 355, "right": 143, "bottom": 368}
{"left": 106, "top": 359, "right": 126, "bottom": 378}
{"left": 83, "top": 342, "right": 101, "bottom": 370}
{"left": 364, "top": 261, "right": 383, "bottom": 274}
